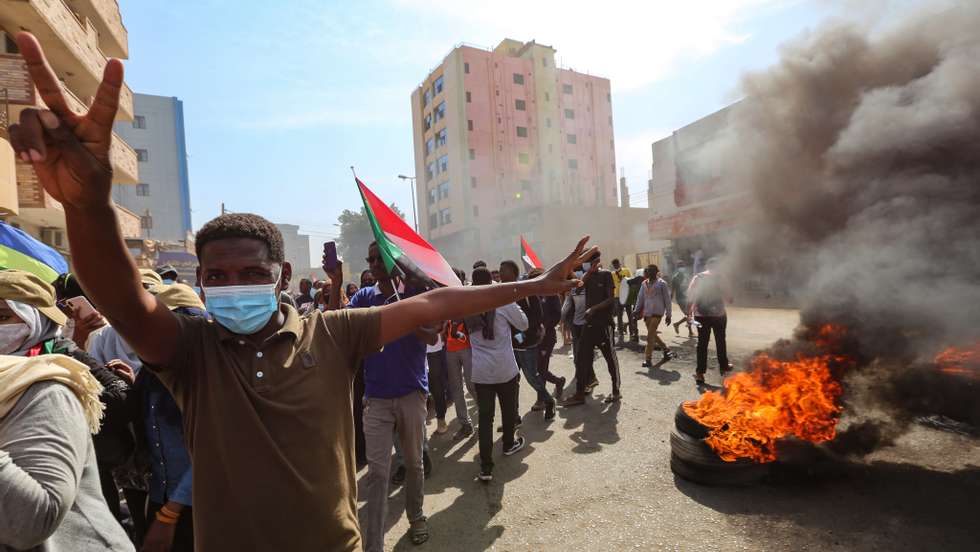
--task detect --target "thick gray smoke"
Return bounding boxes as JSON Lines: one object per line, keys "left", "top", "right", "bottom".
{"left": 719, "top": 4, "right": 980, "bottom": 451}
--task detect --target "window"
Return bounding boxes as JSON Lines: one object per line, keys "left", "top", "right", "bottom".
{"left": 436, "top": 128, "right": 447, "bottom": 148}
{"left": 545, "top": 118, "right": 551, "bottom": 128}
{"left": 132, "top": 115, "right": 146, "bottom": 129}
{"left": 136, "top": 183, "right": 150, "bottom": 196}
{"left": 564, "top": 109, "right": 574, "bottom": 119}
{"left": 434, "top": 101, "right": 446, "bottom": 122}
{"left": 567, "top": 133, "right": 577, "bottom": 144}
{"left": 440, "top": 208, "right": 452, "bottom": 225}
{"left": 464, "top": 62, "right": 470, "bottom": 74}
{"left": 513, "top": 73, "right": 524, "bottom": 85}
{"left": 471, "top": 176, "right": 477, "bottom": 188}
{"left": 516, "top": 126, "right": 528, "bottom": 138}
{"left": 608, "top": 115, "right": 613, "bottom": 124}
{"left": 438, "top": 181, "right": 449, "bottom": 200}
{"left": 544, "top": 92, "right": 550, "bottom": 102}
{"left": 548, "top": 143, "right": 553, "bottom": 153}
{"left": 140, "top": 215, "right": 153, "bottom": 229}
{"left": 521, "top": 179, "right": 531, "bottom": 190}
{"left": 542, "top": 58, "right": 548, "bottom": 67}
{"left": 434, "top": 75, "right": 444, "bottom": 95}
{"left": 568, "top": 159, "right": 578, "bottom": 169}
{"left": 426, "top": 161, "right": 436, "bottom": 181}
{"left": 428, "top": 188, "right": 437, "bottom": 205}
{"left": 607, "top": 92, "right": 611, "bottom": 102}
{"left": 469, "top": 148, "right": 475, "bottom": 160}
{"left": 423, "top": 88, "right": 431, "bottom": 107}
{"left": 473, "top": 205, "right": 479, "bottom": 217}
{"left": 425, "top": 138, "right": 435, "bottom": 155}
{"left": 438, "top": 154, "right": 448, "bottom": 173}
{"left": 429, "top": 213, "right": 439, "bottom": 229}
{"left": 518, "top": 152, "right": 529, "bottom": 165}
{"left": 466, "top": 91, "right": 471, "bottom": 103}
{"left": 467, "top": 119, "right": 473, "bottom": 131}
{"left": 135, "top": 149, "right": 149, "bottom": 162}
{"left": 562, "top": 83, "right": 573, "bottom": 94}
{"left": 423, "top": 113, "right": 432, "bottom": 131}
{"left": 515, "top": 99, "right": 526, "bottom": 111}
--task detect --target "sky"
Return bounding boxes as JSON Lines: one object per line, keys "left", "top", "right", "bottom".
{"left": 116, "top": 0, "right": 874, "bottom": 267}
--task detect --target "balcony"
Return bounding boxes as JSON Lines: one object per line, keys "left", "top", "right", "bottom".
{"left": 64, "top": 0, "right": 127, "bottom": 58}
{"left": 0, "top": 0, "right": 134, "bottom": 120}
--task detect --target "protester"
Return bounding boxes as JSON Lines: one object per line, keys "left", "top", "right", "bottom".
{"left": 609, "top": 259, "right": 632, "bottom": 345}
{"left": 562, "top": 254, "right": 621, "bottom": 406}
{"left": 6, "top": 32, "right": 594, "bottom": 551}
{"left": 530, "top": 268, "right": 567, "bottom": 401}
{"left": 0, "top": 354, "right": 135, "bottom": 552}
{"left": 687, "top": 258, "right": 733, "bottom": 386}
{"left": 346, "top": 282, "right": 359, "bottom": 301}
{"left": 634, "top": 265, "right": 676, "bottom": 367}
{"left": 156, "top": 265, "right": 179, "bottom": 285}
{"left": 467, "top": 267, "right": 528, "bottom": 482}
{"left": 427, "top": 331, "right": 450, "bottom": 435}
{"left": 670, "top": 261, "right": 694, "bottom": 336}
{"left": 443, "top": 316, "right": 475, "bottom": 440}
{"left": 623, "top": 272, "right": 644, "bottom": 345}
{"left": 295, "top": 278, "right": 315, "bottom": 309}
{"left": 53, "top": 272, "right": 107, "bottom": 347}
{"left": 499, "top": 261, "right": 555, "bottom": 420}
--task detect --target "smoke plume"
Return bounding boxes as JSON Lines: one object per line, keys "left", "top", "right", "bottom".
{"left": 720, "top": 4, "right": 980, "bottom": 452}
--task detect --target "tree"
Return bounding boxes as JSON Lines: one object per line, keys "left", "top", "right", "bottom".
{"left": 336, "top": 203, "right": 406, "bottom": 277}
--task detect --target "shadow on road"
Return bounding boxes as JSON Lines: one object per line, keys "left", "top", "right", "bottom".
{"left": 674, "top": 460, "right": 980, "bottom": 550}
{"left": 636, "top": 359, "right": 682, "bottom": 385}
{"left": 559, "top": 400, "right": 621, "bottom": 453}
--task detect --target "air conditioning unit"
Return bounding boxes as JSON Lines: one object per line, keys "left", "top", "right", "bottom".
{"left": 40, "top": 228, "right": 66, "bottom": 249}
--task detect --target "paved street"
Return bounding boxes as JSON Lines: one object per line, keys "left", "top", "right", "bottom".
{"left": 362, "top": 307, "right": 980, "bottom": 551}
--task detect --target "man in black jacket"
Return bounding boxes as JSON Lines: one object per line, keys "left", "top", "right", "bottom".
{"left": 500, "top": 261, "right": 555, "bottom": 420}
{"left": 531, "top": 268, "right": 567, "bottom": 401}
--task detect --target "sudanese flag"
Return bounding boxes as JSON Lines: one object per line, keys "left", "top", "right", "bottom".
{"left": 356, "top": 177, "right": 461, "bottom": 288}
{"left": 520, "top": 235, "right": 543, "bottom": 273}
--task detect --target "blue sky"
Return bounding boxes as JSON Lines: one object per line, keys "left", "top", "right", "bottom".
{"left": 117, "top": 0, "right": 882, "bottom": 266}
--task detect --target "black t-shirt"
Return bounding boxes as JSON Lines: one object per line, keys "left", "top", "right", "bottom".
{"left": 585, "top": 270, "right": 615, "bottom": 324}
{"left": 513, "top": 295, "right": 543, "bottom": 349}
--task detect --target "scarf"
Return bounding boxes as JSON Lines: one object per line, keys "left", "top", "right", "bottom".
{"left": 6, "top": 300, "right": 61, "bottom": 356}
{"left": 0, "top": 354, "right": 104, "bottom": 433}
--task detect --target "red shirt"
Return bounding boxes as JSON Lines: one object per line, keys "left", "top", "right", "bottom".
{"left": 445, "top": 321, "right": 470, "bottom": 352}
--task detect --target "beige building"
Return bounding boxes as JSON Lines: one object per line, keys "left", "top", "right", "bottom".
{"left": 411, "top": 39, "right": 633, "bottom": 268}
{"left": 0, "top": 0, "right": 140, "bottom": 263}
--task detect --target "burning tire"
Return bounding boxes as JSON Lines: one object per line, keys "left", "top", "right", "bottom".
{"left": 670, "top": 402, "right": 771, "bottom": 486}
{"left": 674, "top": 404, "right": 710, "bottom": 439}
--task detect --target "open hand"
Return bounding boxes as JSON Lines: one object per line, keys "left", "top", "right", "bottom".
{"left": 6, "top": 32, "right": 123, "bottom": 210}
{"left": 530, "top": 236, "right": 598, "bottom": 296}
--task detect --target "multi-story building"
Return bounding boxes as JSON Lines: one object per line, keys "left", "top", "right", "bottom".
{"left": 0, "top": 0, "right": 140, "bottom": 262}
{"left": 411, "top": 39, "right": 632, "bottom": 267}
{"left": 113, "top": 93, "right": 192, "bottom": 242}
{"left": 276, "top": 223, "right": 312, "bottom": 281}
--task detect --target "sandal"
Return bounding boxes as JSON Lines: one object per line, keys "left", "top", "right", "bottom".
{"left": 409, "top": 518, "right": 429, "bottom": 546}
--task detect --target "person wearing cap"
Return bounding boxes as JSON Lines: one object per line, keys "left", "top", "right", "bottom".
{"left": 156, "top": 265, "right": 179, "bottom": 285}
{"left": 0, "top": 354, "right": 135, "bottom": 551}
{"left": 0, "top": 270, "right": 133, "bottom": 526}
{"left": 53, "top": 273, "right": 107, "bottom": 349}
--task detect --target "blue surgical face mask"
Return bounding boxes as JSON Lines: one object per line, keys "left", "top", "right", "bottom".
{"left": 203, "top": 273, "right": 281, "bottom": 335}
{"left": 573, "top": 269, "right": 585, "bottom": 279}
{"left": 582, "top": 262, "right": 592, "bottom": 272}
{"left": 162, "top": 278, "right": 176, "bottom": 285}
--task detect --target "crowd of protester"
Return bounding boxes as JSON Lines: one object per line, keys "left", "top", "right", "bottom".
{"left": 0, "top": 31, "right": 736, "bottom": 552}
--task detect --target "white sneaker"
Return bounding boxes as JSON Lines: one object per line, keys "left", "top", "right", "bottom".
{"left": 503, "top": 436, "right": 526, "bottom": 456}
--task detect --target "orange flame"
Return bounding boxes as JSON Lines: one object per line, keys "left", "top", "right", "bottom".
{"left": 934, "top": 342, "right": 980, "bottom": 380}
{"left": 683, "top": 353, "right": 844, "bottom": 463}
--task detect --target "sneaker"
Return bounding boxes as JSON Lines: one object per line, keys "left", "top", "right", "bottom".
{"left": 603, "top": 392, "right": 622, "bottom": 403}
{"left": 423, "top": 451, "right": 432, "bottom": 479}
{"left": 553, "top": 377, "right": 566, "bottom": 401}
{"left": 531, "top": 400, "right": 545, "bottom": 412}
{"left": 585, "top": 379, "right": 599, "bottom": 393}
{"left": 544, "top": 401, "right": 556, "bottom": 420}
{"left": 562, "top": 394, "right": 586, "bottom": 407}
{"left": 662, "top": 350, "right": 676, "bottom": 361}
{"left": 694, "top": 373, "right": 706, "bottom": 386}
{"left": 641, "top": 359, "right": 652, "bottom": 368}
{"left": 673, "top": 321, "right": 681, "bottom": 335}
{"left": 503, "top": 436, "right": 526, "bottom": 456}
{"left": 435, "top": 418, "right": 448, "bottom": 434}
{"left": 452, "top": 423, "right": 473, "bottom": 441}
{"left": 478, "top": 467, "right": 493, "bottom": 482}
{"left": 720, "top": 363, "right": 734, "bottom": 376}
{"left": 391, "top": 465, "right": 406, "bottom": 486}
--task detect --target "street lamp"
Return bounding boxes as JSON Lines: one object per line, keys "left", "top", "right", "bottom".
{"left": 398, "top": 174, "right": 418, "bottom": 233}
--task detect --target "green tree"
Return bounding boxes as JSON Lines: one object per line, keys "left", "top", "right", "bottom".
{"left": 336, "top": 203, "right": 406, "bottom": 276}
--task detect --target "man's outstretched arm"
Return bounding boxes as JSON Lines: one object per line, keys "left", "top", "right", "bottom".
{"left": 8, "top": 33, "right": 179, "bottom": 366}
{"left": 378, "top": 237, "right": 597, "bottom": 345}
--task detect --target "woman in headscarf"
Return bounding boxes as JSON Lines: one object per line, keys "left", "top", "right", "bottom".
{"left": 0, "top": 277, "right": 134, "bottom": 551}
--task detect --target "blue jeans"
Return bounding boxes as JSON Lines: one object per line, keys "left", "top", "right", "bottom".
{"left": 515, "top": 346, "right": 553, "bottom": 405}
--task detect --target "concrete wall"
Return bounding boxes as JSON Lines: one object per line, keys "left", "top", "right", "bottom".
{"left": 113, "top": 94, "right": 192, "bottom": 242}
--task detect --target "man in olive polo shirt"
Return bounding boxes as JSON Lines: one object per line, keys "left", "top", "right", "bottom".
{"left": 6, "top": 30, "right": 598, "bottom": 552}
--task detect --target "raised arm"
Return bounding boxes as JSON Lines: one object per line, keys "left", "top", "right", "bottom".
{"left": 377, "top": 237, "right": 597, "bottom": 346}
{"left": 7, "top": 33, "right": 178, "bottom": 366}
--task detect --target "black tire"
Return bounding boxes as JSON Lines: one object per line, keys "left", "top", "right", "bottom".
{"left": 669, "top": 431, "right": 758, "bottom": 467}
{"left": 670, "top": 453, "right": 771, "bottom": 486}
{"left": 674, "top": 403, "right": 711, "bottom": 439}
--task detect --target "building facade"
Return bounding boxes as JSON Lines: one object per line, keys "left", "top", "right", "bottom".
{"left": 112, "top": 93, "right": 192, "bottom": 242}
{"left": 276, "top": 223, "right": 312, "bottom": 284}
{"left": 411, "top": 39, "right": 620, "bottom": 267}
{"left": 0, "top": 0, "right": 140, "bottom": 262}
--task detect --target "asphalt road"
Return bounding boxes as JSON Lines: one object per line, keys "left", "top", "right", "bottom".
{"left": 359, "top": 307, "right": 980, "bottom": 551}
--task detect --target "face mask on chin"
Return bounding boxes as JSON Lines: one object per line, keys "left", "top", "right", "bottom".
{"left": 162, "top": 278, "right": 176, "bottom": 285}
{"left": 203, "top": 271, "right": 281, "bottom": 335}
{"left": 573, "top": 269, "right": 585, "bottom": 279}
{"left": 0, "top": 323, "right": 31, "bottom": 354}
{"left": 582, "top": 262, "right": 592, "bottom": 272}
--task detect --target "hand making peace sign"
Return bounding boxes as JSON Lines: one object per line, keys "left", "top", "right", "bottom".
{"left": 6, "top": 32, "right": 123, "bottom": 210}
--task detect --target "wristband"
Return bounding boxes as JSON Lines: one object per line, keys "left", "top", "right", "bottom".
{"left": 155, "top": 510, "right": 178, "bottom": 525}
{"left": 160, "top": 505, "right": 181, "bottom": 519}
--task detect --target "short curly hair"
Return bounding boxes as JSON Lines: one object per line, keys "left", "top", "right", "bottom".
{"left": 195, "top": 213, "right": 284, "bottom": 263}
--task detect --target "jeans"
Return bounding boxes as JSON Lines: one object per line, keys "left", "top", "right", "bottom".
{"left": 695, "top": 315, "right": 729, "bottom": 375}
{"left": 574, "top": 322, "right": 621, "bottom": 395}
{"left": 614, "top": 301, "right": 627, "bottom": 338}
{"left": 427, "top": 350, "right": 448, "bottom": 420}
{"left": 475, "top": 375, "right": 520, "bottom": 472}
{"left": 362, "top": 391, "right": 428, "bottom": 552}
{"left": 643, "top": 315, "right": 669, "bottom": 359}
{"left": 445, "top": 348, "right": 474, "bottom": 427}
{"left": 515, "top": 346, "right": 553, "bottom": 405}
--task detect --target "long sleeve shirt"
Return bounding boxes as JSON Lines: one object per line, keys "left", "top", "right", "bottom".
{"left": 0, "top": 382, "right": 134, "bottom": 552}
{"left": 469, "top": 303, "right": 527, "bottom": 385}
{"left": 634, "top": 278, "right": 672, "bottom": 318}
{"left": 140, "top": 372, "right": 192, "bottom": 506}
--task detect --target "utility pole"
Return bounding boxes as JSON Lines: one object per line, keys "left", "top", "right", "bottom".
{"left": 397, "top": 175, "right": 418, "bottom": 233}
{"left": 221, "top": 202, "right": 227, "bottom": 215}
